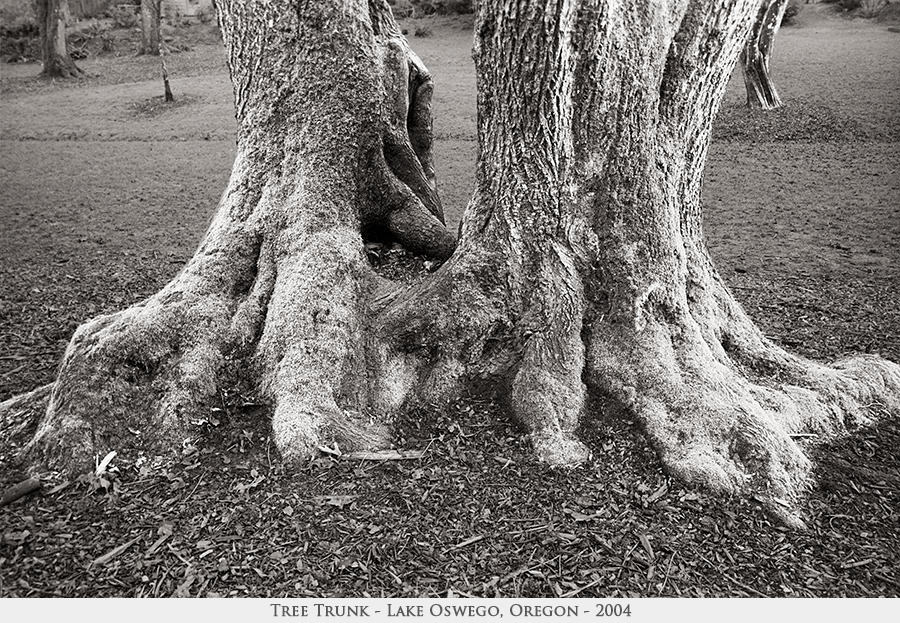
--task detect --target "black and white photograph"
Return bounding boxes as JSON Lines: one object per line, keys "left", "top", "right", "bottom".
{"left": 1, "top": 0, "right": 899, "bottom": 614}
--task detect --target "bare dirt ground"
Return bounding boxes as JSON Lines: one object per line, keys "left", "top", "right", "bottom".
{"left": 0, "top": 10, "right": 899, "bottom": 597}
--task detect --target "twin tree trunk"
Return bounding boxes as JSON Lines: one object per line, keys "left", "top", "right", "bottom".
{"left": 35, "top": 0, "right": 82, "bottom": 78}
{"left": 741, "top": 0, "right": 788, "bottom": 109}
{"left": 6, "top": 0, "right": 899, "bottom": 520}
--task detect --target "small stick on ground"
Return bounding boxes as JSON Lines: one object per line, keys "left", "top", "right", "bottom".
{"left": 342, "top": 449, "right": 425, "bottom": 461}
{"left": 91, "top": 535, "right": 141, "bottom": 567}
{"left": 0, "top": 477, "right": 41, "bottom": 508}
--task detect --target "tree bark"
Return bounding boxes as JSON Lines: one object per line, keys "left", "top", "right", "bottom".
{"left": 5, "top": 0, "right": 899, "bottom": 520}
{"left": 35, "top": 0, "right": 82, "bottom": 78}
{"left": 380, "top": 0, "right": 900, "bottom": 512}
{"left": 741, "top": 0, "right": 788, "bottom": 110}
{"left": 140, "top": 0, "right": 162, "bottom": 56}
{"left": 10, "top": 0, "right": 454, "bottom": 469}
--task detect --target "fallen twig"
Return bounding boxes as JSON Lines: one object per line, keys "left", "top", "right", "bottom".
{"left": 445, "top": 534, "right": 485, "bottom": 552}
{"left": 342, "top": 450, "right": 425, "bottom": 461}
{"left": 0, "top": 477, "right": 41, "bottom": 508}
{"left": 562, "top": 578, "right": 601, "bottom": 598}
{"left": 658, "top": 551, "right": 677, "bottom": 594}
{"left": 91, "top": 535, "right": 141, "bottom": 567}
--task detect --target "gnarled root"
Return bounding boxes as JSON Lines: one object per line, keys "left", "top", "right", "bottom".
{"left": 255, "top": 227, "right": 391, "bottom": 460}
{"left": 24, "top": 297, "right": 244, "bottom": 469}
{"left": 13, "top": 220, "right": 271, "bottom": 471}
{"left": 5, "top": 3, "right": 460, "bottom": 472}
{"left": 585, "top": 292, "right": 900, "bottom": 511}
{"left": 363, "top": 13, "right": 456, "bottom": 260}
{"left": 510, "top": 248, "right": 592, "bottom": 467}
{"left": 376, "top": 240, "right": 593, "bottom": 467}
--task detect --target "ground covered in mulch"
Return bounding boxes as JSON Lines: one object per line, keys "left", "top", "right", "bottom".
{"left": 1, "top": 12, "right": 899, "bottom": 597}
{"left": 2, "top": 389, "right": 898, "bottom": 598}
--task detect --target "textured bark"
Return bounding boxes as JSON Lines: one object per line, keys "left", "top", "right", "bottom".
{"left": 12, "top": 0, "right": 455, "bottom": 469}
{"left": 140, "top": 0, "right": 162, "bottom": 56}
{"left": 35, "top": 0, "right": 82, "bottom": 78}
{"left": 5, "top": 0, "right": 899, "bottom": 520}
{"left": 741, "top": 0, "right": 788, "bottom": 110}
{"left": 380, "top": 0, "right": 900, "bottom": 515}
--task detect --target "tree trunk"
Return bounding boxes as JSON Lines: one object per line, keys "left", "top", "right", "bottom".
{"left": 35, "top": 0, "right": 82, "bottom": 78}
{"left": 380, "top": 0, "right": 900, "bottom": 514}
{"left": 5, "top": 0, "right": 899, "bottom": 521}
{"left": 12, "top": 0, "right": 455, "bottom": 469}
{"left": 140, "top": 0, "right": 161, "bottom": 56}
{"left": 741, "top": 0, "right": 788, "bottom": 109}
{"left": 160, "top": 27, "right": 174, "bottom": 102}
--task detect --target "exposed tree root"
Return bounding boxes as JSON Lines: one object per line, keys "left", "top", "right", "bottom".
{"left": 255, "top": 226, "right": 391, "bottom": 460}
{"left": 583, "top": 263, "right": 900, "bottom": 513}
{"left": 361, "top": 6, "right": 456, "bottom": 260}
{"left": 510, "top": 253, "right": 592, "bottom": 467}
{"left": 6, "top": 0, "right": 898, "bottom": 531}
{"left": 40, "top": 60, "right": 83, "bottom": 79}
{"left": 24, "top": 287, "right": 245, "bottom": 469}
{"left": 0, "top": 385, "right": 52, "bottom": 448}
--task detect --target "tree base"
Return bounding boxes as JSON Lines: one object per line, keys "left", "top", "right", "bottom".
{"left": 585, "top": 272, "right": 900, "bottom": 509}
{"left": 40, "top": 55, "right": 83, "bottom": 79}
{"left": 6, "top": 0, "right": 899, "bottom": 529}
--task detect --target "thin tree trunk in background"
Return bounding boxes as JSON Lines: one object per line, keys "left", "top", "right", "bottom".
{"left": 741, "top": 0, "right": 789, "bottom": 109}
{"left": 140, "top": 0, "right": 161, "bottom": 56}
{"left": 35, "top": 0, "right": 82, "bottom": 78}
{"left": 160, "top": 39, "right": 174, "bottom": 101}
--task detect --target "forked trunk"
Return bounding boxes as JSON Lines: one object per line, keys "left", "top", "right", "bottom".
{"left": 140, "top": 0, "right": 162, "bottom": 56}
{"left": 6, "top": 0, "right": 899, "bottom": 522}
{"left": 36, "top": 0, "right": 82, "bottom": 78}
{"left": 741, "top": 0, "right": 788, "bottom": 110}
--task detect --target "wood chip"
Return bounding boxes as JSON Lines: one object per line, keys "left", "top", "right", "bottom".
{"left": 639, "top": 533, "right": 655, "bottom": 561}
{"left": 95, "top": 451, "right": 117, "bottom": 476}
{"left": 562, "top": 578, "right": 601, "bottom": 598}
{"left": 144, "top": 534, "right": 170, "bottom": 557}
{"left": 45, "top": 480, "right": 70, "bottom": 495}
{"left": 841, "top": 558, "right": 875, "bottom": 569}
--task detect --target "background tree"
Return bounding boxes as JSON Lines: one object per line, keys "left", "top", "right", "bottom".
{"left": 139, "top": 0, "right": 161, "bottom": 56}
{"left": 741, "top": 0, "right": 789, "bottom": 109}
{"left": 160, "top": 39, "right": 174, "bottom": 102}
{"left": 34, "top": 0, "right": 81, "bottom": 78}
{"left": 5, "top": 0, "right": 898, "bottom": 523}
{"left": 138, "top": 0, "right": 174, "bottom": 102}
